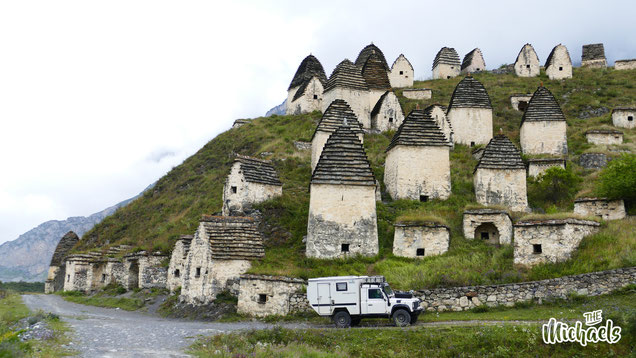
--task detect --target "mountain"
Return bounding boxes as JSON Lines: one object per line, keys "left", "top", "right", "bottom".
{"left": 265, "top": 99, "right": 286, "bottom": 116}
{"left": 0, "top": 191, "right": 146, "bottom": 282}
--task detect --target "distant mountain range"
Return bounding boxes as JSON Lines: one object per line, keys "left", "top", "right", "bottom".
{"left": 265, "top": 99, "right": 286, "bottom": 116}
{"left": 0, "top": 188, "right": 148, "bottom": 282}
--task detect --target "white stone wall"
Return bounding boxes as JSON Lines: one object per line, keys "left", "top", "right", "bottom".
{"left": 393, "top": 224, "right": 450, "bottom": 258}
{"left": 474, "top": 168, "right": 528, "bottom": 212}
{"left": 104, "top": 260, "right": 127, "bottom": 288}
{"left": 237, "top": 276, "right": 305, "bottom": 317}
{"left": 371, "top": 92, "right": 404, "bottom": 132}
{"left": 311, "top": 131, "right": 364, "bottom": 172}
{"left": 514, "top": 221, "right": 600, "bottom": 266}
{"left": 462, "top": 212, "right": 513, "bottom": 245}
{"left": 429, "top": 106, "right": 453, "bottom": 145}
{"left": 384, "top": 146, "right": 451, "bottom": 200}
{"left": 63, "top": 259, "right": 91, "bottom": 292}
{"left": 322, "top": 89, "right": 371, "bottom": 128}
{"left": 168, "top": 240, "right": 189, "bottom": 293}
{"left": 527, "top": 160, "right": 566, "bottom": 178}
{"left": 447, "top": 107, "right": 493, "bottom": 146}
{"left": 612, "top": 110, "right": 636, "bottom": 129}
{"left": 546, "top": 46, "right": 572, "bottom": 80}
{"left": 510, "top": 95, "right": 532, "bottom": 111}
{"left": 581, "top": 59, "right": 607, "bottom": 68}
{"left": 402, "top": 89, "right": 432, "bottom": 100}
{"left": 138, "top": 255, "right": 167, "bottom": 289}
{"left": 461, "top": 53, "right": 486, "bottom": 74}
{"left": 615, "top": 60, "right": 636, "bottom": 70}
{"left": 306, "top": 184, "right": 378, "bottom": 259}
{"left": 574, "top": 199, "right": 626, "bottom": 221}
{"left": 520, "top": 121, "right": 568, "bottom": 155}
{"left": 45, "top": 266, "right": 62, "bottom": 294}
{"left": 368, "top": 89, "right": 386, "bottom": 113}
{"left": 432, "top": 64, "right": 460, "bottom": 79}
{"left": 389, "top": 55, "right": 414, "bottom": 88}
{"left": 222, "top": 162, "right": 283, "bottom": 216}
{"left": 514, "top": 46, "right": 540, "bottom": 77}
{"left": 286, "top": 77, "right": 323, "bottom": 115}
{"left": 586, "top": 132, "right": 623, "bottom": 145}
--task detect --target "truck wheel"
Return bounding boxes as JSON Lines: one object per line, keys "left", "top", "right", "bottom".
{"left": 392, "top": 309, "right": 411, "bottom": 327}
{"left": 333, "top": 311, "right": 352, "bottom": 328}
{"left": 351, "top": 317, "right": 361, "bottom": 327}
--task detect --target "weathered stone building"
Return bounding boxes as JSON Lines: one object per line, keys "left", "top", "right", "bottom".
{"left": 354, "top": 43, "right": 390, "bottom": 71}
{"left": 286, "top": 54, "right": 328, "bottom": 115}
{"left": 432, "top": 47, "right": 461, "bottom": 79}
{"left": 361, "top": 51, "right": 392, "bottom": 112}
{"left": 520, "top": 86, "right": 568, "bottom": 155}
{"left": 222, "top": 155, "right": 283, "bottom": 216}
{"left": 63, "top": 253, "right": 101, "bottom": 292}
{"left": 474, "top": 135, "right": 528, "bottom": 212}
{"left": 306, "top": 124, "right": 379, "bottom": 259}
{"left": 311, "top": 99, "right": 364, "bottom": 171}
{"left": 384, "top": 109, "right": 451, "bottom": 201}
{"left": 446, "top": 76, "right": 493, "bottom": 146}
{"left": 424, "top": 104, "right": 453, "bottom": 146}
{"left": 581, "top": 43, "right": 607, "bottom": 68}
{"left": 389, "top": 54, "right": 414, "bottom": 88}
{"left": 462, "top": 209, "right": 513, "bottom": 245}
{"left": 509, "top": 94, "right": 533, "bottom": 111}
{"left": 461, "top": 48, "right": 486, "bottom": 74}
{"left": 574, "top": 198, "right": 626, "bottom": 221}
{"left": 237, "top": 274, "right": 306, "bottom": 317}
{"left": 545, "top": 44, "right": 572, "bottom": 80}
{"left": 611, "top": 108, "right": 636, "bottom": 129}
{"left": 614, "top": 59, "right": 636, "bottom": 70}
{"left": 514, "top": 44, "right": 540, "bottom": 77}
{"left": 370, "top": 91, "right": 404, "bottom": 132}
{"left": 585, "top": 129, "right": 623, "bottom": 145}
{"left": 513, "top": 219, "right": 600, "bottom": 267}
{"left": 322, "top": 59, "right": 371, "bottom": 128}
{"left": 167, "top": 235, "right": 192, "bottom": 293}
{"left": 579, "top": 153, "right": 611, "bottom": 169}
{"left": 180, "top": 215, "right": 264, "bottom": 304}
{"left": 526, "top": 158, "right": 566, "bottom": 178}
{"left": 402, "top": 88, "right": 432, "bottom": 100}
{"left": 45, "top": 231, "right": 79, "bottom": 293}
{"left": 393, "top": 221, "right": 450, "bottom": 258}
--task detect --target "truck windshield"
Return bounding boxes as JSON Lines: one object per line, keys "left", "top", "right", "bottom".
{"left": 383, "top": 284, "right": 394, "bottom": 297}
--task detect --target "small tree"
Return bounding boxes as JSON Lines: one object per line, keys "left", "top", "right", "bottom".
{"left": 597, "top": 154, "right": 636, "bottom": 205}
{"left": 528, "top": 166, "right": 581, "bottom": 208}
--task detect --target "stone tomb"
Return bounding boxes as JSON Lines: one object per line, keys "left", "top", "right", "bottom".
{"left": 574, "top": 198, "right": 626, "bottom": 221}
{"left": 322, "top": 59, "right": 371, "bottom": 128}
{"left": 462, "top": 209, "right": 513, "bottom": 245}
{"left": 370, "top": 91, "right": 404, "bottom": 132}
{"left": 424, "top": 104, "right": 453, "bottom": 146}
{"left": 520, "top": 86, "right": 568, "bottom": 155}
{"left": 526, "top": 158, "right": 566, "bottom": 178}
{"left": 513, "top": 219, "right": 600, "bottom": 267}
{"left": 167, "top": 235, "right": 193, "bottom": 293}
{"left": 614, "top": 59, "right": 636, "bottom": 71}
{"left": 432, "top": 47, "right": 460, "bottom": 79}
{"left": 585, "top": 129, "right": 623, "bottom": 145}
{"left": 393, "top": 221, "right": 450, "bottom": 258}
{"left": 514, "top": 44, "right": 540, "bottom": 77}
{"left": 509, "top": 94, "right": 533, "bottom": 111}
{"left": 545, "top": 44, "right": 572, "bottom": 80}
{"left": 446, "top": 75, "right": 493, "bottom": 146}
{"left": 45, "top": 231, "right": 79, "bottom": 293}
{"left": 389, "top": 54, "right": 414, "bottom": 88}
{"left": 461, "top": 48, "right": 486, "bottom": 74}
{"left": 402, "top": 88, "right": 432, "bottom": 100}
{"left": 581, "top": 43, "right": 607, "bottom": 68}
{"left": 222, "top": 155, "right": 283, "bottom": 216}
{"left": 237, "top": 274, "right": 306, "bottom": 317}
{"left": 360, "top": 50, "right": 392, "bottom": 111}
{"left": 611, "top": 108, "right": 636, "bottom": 129}
{"left": 286, "top": 54, "right": 328, "bottom": 115}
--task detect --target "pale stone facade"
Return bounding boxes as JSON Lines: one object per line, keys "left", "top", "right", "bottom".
{"left": 370, "top": 91, "right": 404, "bottom": 132}
{"left": 323, "top": 59, "right": 371, "bottom": 128}
{"left": 286, "top": 77, "right": 323, "bottom": 115}
{"left": 222, "top": 156, "right": 282, "bottom": 216}
{"left": 614, "top": 59, "right": 636, "bottom": 70}
{"left": 586, "top": 129, "right": 623, "bottom": 145}
{"left": 385, "top": 146, "right": 451, "bottom": 200}
{"left": 432, "top": 47, "right": 460, "bottom": 79}
{"left": 167, "top": 235, "right": 192, "bottom": 293}
{"left": 612, "top": 108, "right": 636, "bottom": 129}
{"left": 514, "top": 44, "right": 540, "bottom": 77}
{"left": 425, "top": 104, "right": 453, "bottom": 146}
{"left": 581, "top": 44, "right": 607, "bottom": 68}
{"left": 461, "top": 48, "right": 486, "bottom": 74}
{"left": 393, "top": 222, "right": 450, "bottom": 258}
{"left": 402, "top": 88, "right": 432, "bottom": 100}
{"left": 45, "top": 231, "right": 79, "bottom": 294}
{"left": 389, "top": 54, "right": 414, "bottom": 88}
{"left": 520, "top": 121, "right": 568, "bottom": 155}
{"left": 509, "top": 94, "right": 532, "bottom": 111}
{"left": 574, "top": 198, "right": 627, "bottom": 221}
{"left": 433, "top": 64, "right": 460, "bottom": 80}
{"left": 513, "top": 219, "right": 601, "bottom": 266}
{"left": 462, "top": 209, "right": 513, "bottom": 245}
{"left": 447, "top": 76, "right": 493, "bottom": 146}
{"left": 545, "top": 44, "right": 572, "bottom": 80}
{"left": 526, "top": 158, "right": 566, "bottom": 177}
{"left": 237, "top": 275, "right": 306, "bottom": 317}
{"left": 63, "top": 254, "right": 95, "bottom": 292}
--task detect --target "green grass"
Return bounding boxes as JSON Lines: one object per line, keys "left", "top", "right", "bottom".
{"left": 57, "top": 290, "right": 144, "bottom": 311}
{"left": 0, "top": 281, "right": 44, "bottom": 293}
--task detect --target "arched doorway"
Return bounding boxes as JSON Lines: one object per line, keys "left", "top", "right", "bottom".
{"left": 475, "top": 222, "right": 500, "bottom": 245}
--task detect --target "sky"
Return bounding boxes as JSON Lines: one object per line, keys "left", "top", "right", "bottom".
{"left": 1, "top": 0, "right": 635, "bottom": 244}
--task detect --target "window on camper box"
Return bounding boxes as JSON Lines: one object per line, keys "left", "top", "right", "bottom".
{"left": 336, "top": 282, "right": 347, "bottom": 291}
{"left": 368, "top": 288, "right": 383, "bottom": 299}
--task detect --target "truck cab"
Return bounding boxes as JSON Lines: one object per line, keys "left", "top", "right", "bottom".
{"left": 307, "top": 275, "right": 422, "bottom": 328}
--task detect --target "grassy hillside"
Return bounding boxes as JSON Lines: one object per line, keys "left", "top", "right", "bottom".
{"left": 78, "top": 67, "right": 636, "bottom": 290}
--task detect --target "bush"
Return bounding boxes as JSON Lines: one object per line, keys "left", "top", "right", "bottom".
{"left": 597, "top": 154, "right": 636, "bottom": 206}
{"left": 528, "top": 167, "right": 581, "bottom": 208}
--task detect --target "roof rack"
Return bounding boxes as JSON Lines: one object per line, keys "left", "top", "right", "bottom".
{"left": 362, "top": 276, "right": 386, "bottom": 284}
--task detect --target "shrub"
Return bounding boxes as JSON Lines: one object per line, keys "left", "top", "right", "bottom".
{"left": 528, "top": 166, "right": 581, "bottom": 208}
{"left": 597, "top": 153, "right": 636, "bottom": 207}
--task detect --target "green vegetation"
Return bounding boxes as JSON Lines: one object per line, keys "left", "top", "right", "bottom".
{"left": 75, "top": 68, "right": 635, "bottom": 290}
{"left": 597, "top": 153, "right": 636, "bottom": 211}
{"left": 0, "top": 281, "right": 44, "bottom": 293}
{"left": 527, "top": 167, "right": 581, "bottom": 210}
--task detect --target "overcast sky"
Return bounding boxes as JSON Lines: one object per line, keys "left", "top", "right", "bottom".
{"left": 1, "top": 0, "right": 635, "bottom": 244}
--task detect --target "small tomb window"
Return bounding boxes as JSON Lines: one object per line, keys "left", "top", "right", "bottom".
{"left": 526, "top": 64, "right": 530, "bottom": 69}
{"left": 174, "top": 269, "right": 180, "bottom": 278}
{"left": 481, "top": 232, "right": 489, "bottom": 240}
{"left": 258, "top": 294, "right": 267, "bottom": 304}
{"left": 446, "top": 76, "right": 451, "bottom": 79}
{"left": 628, "top": 116, "right": 633, "bottom": 121}
{"left": 532, "top": 244, "right": 542, "bottom": 254}
{"left": 313, "top": 94, "right": 318, "bottom": 100}
{"left": 416, "top": 248, "right": 425, "bottom": 256}
{"left": 559, "top": 66, "right": 563, "bottom": 71}
{"left": 399, "top": 70, "right": 404, "bottom": 75}
{"left": 470, "top": 141, "right": 475, "bottom": 147}
{"left": 388, "top": 117, "right": 394, "bottom": 123}
{"left": 231, "top": 186, "right": 237, "bottom": 194}
{"left": 419, "top": 195, "right": 428, "bottom": 202}
{"left": 195, "top": 267, "right": 201, "bottom": 278}
{"left": 341, "top": 243, "right": 350, "bottom": 253}
{"left": 336, "top": 282, "right": 348, "bottom": 291}
{"left": 101, "top": 274, "right": 106, "bottom": 282}
{"left": 67, "top": 274, "right": 70, "bottom": 282}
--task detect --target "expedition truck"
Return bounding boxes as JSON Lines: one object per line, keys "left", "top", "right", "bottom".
{"left": 307, "top": 275, "right": 422, "bottom": 328}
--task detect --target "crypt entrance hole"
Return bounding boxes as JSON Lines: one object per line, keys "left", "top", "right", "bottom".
{"left": 475, "top": 222, "right": 500, "bottom": 245}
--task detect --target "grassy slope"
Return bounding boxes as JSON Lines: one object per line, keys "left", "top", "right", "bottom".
{"left": 78, "top": 68, "right": 636, "bottom": 290}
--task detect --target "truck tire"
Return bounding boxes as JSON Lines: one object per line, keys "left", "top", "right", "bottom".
{"left": 333, "top": 311, "right": 352, "bottom": 328}
{"left": 351, "top": 317, "right": 361, "bottom": 327}
{"left": 392, "top": 309, "right": 411, "bottom": 327}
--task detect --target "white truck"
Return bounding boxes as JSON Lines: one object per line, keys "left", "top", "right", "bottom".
{"left": 307, "top": 275, "right": 422, "bottom": 328}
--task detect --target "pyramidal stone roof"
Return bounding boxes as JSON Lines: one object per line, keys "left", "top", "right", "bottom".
{"left": 545, "top": 44, "right": 571, "bottom": 67}
{"left": 448, "top": 76, "right": 492, "bottom": 110}
{"left": 386, "top": 109, "right": 451, "bottom": 152}
{"left": 312, "top": 99, "right": 364, "bottom": 139}
{"left": 324, "top": 59, "right": 369, "bottom": 92}
{"left": 49, "top": 231, "right": 79, "bottom": 266}
{"left": 234, "top": 155, "right": 282, "bottom": 186}
{"left": 461, "top": 48, "right": 485, "bottom": 71}
{"left": 515, "top": 43, "right": 538, "bottom": 64}
{"left": 311, "top": 124, "right": 375, "bottom": 186}
{"left": 288, "top": 54, "right": 328, "bottom": 90}
{"left": 475, "top": 135, "right": 525, "bottom": 171}
{"left": 582, "top": 43, "right": 606, "bottom": 61}
{"left": 432, "top": 47, "right": 460, "bottom": 69}
{"left": 200, "top": 215, "right": 265, "bottom": 260}
{"left": 355, "top": 43, "right": 389, "bottom": 70}
{"left": 521, "top": 86, "right": 566, "bottom": 124}
{"left": 362, "top": 52, "right": 392, "bottom": 89}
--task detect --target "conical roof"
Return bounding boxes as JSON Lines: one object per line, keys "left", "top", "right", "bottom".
{"left": 386, "top": 109, "right": 451, "bottom": 152}
{"left": 288, "top": 54, "right": 328, "bottom": 90}
{"left": 545, "top": 44, "right": 571, "bottom": 68}
{"left": 311, "top": 125, "right": 375, "bottom": 186}
{"left": 461, "top": 48, "right": 485, "bottom": 71}
{"left": 448, "top": 76, "right": 492, "bottom": 110}
{"left": 475, "top": 135, "right": 525, "bottom": 171}
{"left": 234, "top": 155, "right": 282, "bottom": 186}
{"left": 355, "top": 43, "right": 389, "bottom": 70}
{"left": 361, "top": 52, "right": 391, "bottom": 89}
{"left": 312, "top": 99, "right": 364, "bottom": 140}
{"left": 432, "top": 47, "right": 460, "bottom": 69}
{"left": 521, "top": 86, "right": 566, "bottom": 124}
{"left": 324, "top": 59, "right": 369, "bottom": 92}
{"left": 49, "top": 231, "right": 79, "bottom": 266}
{"left": 515, "top": 44, "right": 538, "bottom": 64}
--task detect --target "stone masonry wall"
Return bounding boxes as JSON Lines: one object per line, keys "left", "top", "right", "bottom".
{"left": 402, "top": 89, "right": 432, "bottom": 100}
{"left": 389, "top": 56, "right": 414, "bottom": 88}
{"left": 447, "top": 107, "right": 493, "bottom": 146}
{"left": 520, "top": 121, "right": 568, "bottom": 155}
{"left": 574, "top": 199, "right": 626, "bottom": 221}
{"left": 139, "top": 255, "right": 168, "bottom": 289}
{"left": 322, "top": 88, "right": 370, "bottom": 128}
{"left": 527, "top": 159, "right": 566, "bottom": 178}
{"left": 615, "top": 60, "right": 636, "bottom": 70}
{"left": 237, "top": 275, "right": 306, "bottom": 317}
{"left": 432, "top": 63, "right": 460, "bottom": 79}
{"left": 474, "top": 168, "right": 528, "bottom": 212}
{"left": 372, "top": 91, "right": 403, "bottom": 132}
{"left": 586, "top": 132, "right": 623, "bottom": 145}
{"left": 462, "top": 210, "right": 512, "bottom": 245}
{"left": 222, "top": 162, "right": 282, "bottom": 216}
{"left": 286, "top": 77, "right": 323, "bottom": 115}
{"left": 510, "top": 95, "right": 532, "bottom": 111}
{"left": 393, "top": 223, "right": 450, "bottom": 258}
{"left": 546, "top": 45, "right": 572, "bottom": 80}
{"left": 612, "top": 110, "right": 636, "bottom": 129}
